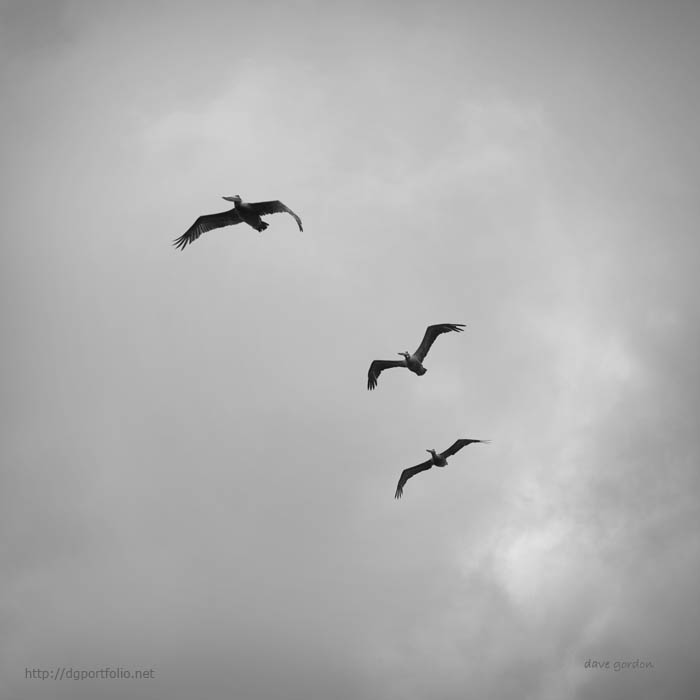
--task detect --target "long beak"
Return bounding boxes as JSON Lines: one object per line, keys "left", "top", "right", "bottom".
{"left": 222, "top": 196, "right": 236, "bottom": 201}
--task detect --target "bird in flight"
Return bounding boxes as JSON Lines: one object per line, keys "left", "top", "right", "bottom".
{"left": 367, "top": 323, "right": 466, "bottom": 390}
{"left": 394, "top": 439, "right": 490, "bottom": 499}
{"left": 173, "top": 194, "right": 303, "bottom": 250}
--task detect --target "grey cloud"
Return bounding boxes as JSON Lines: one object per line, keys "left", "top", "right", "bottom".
{"left": 2, "top": 1, "right": 699, "bottom": 699}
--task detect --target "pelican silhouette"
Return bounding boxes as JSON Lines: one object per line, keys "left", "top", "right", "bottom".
{"left": 367, "top": 323, "right": 465, "bottom": 390}
{"left": 173, "top": 194, "right": 303, "bottom": 250}
{"left": 395, "top": 439, "right": 490, "bottom": 499}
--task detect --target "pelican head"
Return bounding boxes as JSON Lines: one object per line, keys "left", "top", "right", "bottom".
{"left": 222, "top": 194, "right": 242, "bottom": 204}
{"left": 398, "top": 351, "right": 410, "bottom": 359}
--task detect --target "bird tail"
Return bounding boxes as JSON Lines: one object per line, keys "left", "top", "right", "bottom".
{"left": 416, "top": 367, "right": 427, "bottom": 376}
{"left": 258, "top": 221, "right": 269, "bottom": 232}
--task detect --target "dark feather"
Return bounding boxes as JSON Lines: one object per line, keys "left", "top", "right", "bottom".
{"left": 413, "top": 323, "right": 466, "bottom": 362}
{"left": 173, "top": 208, "right": 242, "bottom": 250}
{"left": 439, "top": 438, "right": 490, "bottom": 459}
{"left": 248, "top": 200, "right": 303, "bottom": 231}
{"left": 395, "top": 460, "right": 433, "bottom": 499}
{"left": 367, "top": 359, "right": 405, "bottom": 390}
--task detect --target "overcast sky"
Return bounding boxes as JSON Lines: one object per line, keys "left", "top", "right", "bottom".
{"left": 2, "top": 1, "right": 699, "bottom": 698}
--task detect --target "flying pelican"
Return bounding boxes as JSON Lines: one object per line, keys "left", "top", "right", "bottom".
{"left": 173, "top": 194, "right": 303, "bottom": 250}
{"left": 394, "top": 438, "right": 490, "bottom": 499}
{"left": 367, "top": 323, "right": 465, "bottom": 390}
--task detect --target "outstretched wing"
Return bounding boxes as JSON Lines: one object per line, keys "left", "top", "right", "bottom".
{"left": 440, "top": 438, "right": 490, "bottom": 459}
{"left": 249, "top": 200, "right": 303, "bottom": 231}
{"left": 173, "top": 208, "right": 242, "bottom": 250}
{"left": 367, "top": 359, "right": 405, "bottom": 390}
{"left": 395, "top": 460, "right": 433, "bottom": 499}
{"left": 413, "top": 323, "right": 466, "bottom": 362}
